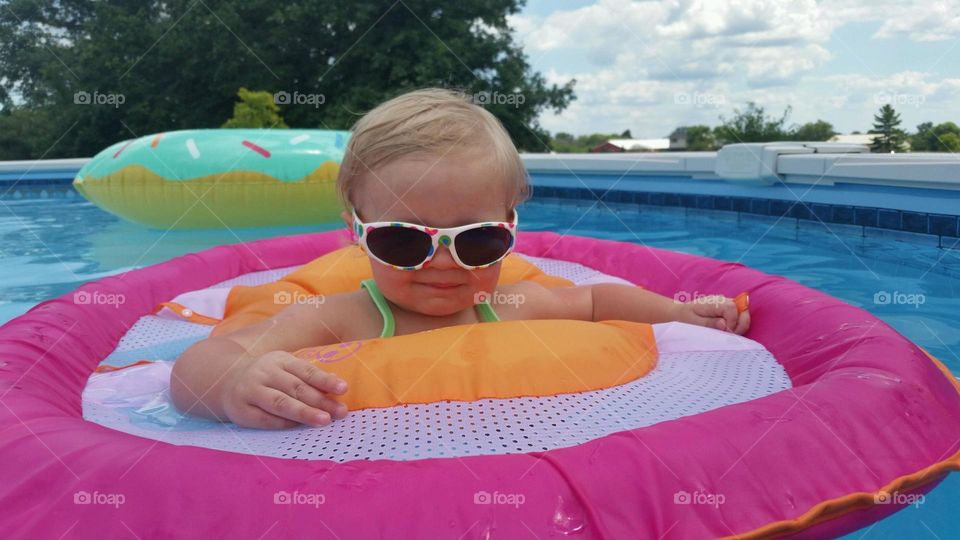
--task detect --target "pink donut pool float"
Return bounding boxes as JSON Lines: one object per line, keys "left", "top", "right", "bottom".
{"left": 1, "top": 230, "right": 958, "bottom": 538}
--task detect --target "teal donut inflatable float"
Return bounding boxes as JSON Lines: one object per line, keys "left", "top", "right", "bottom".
{"left": 73, "top": 129, "right": 350, "bottom": 229}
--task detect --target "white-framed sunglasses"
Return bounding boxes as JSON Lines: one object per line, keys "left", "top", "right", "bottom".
{"left": 352, "top": 209, "right": 518, "bottom": 270}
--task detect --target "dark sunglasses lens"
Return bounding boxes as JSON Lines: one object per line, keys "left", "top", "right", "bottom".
{"left": 455, "top": 226, "right": 514, "bottom": 267}
{"left": 366, "top": 226, "right": 432, "bottom": 267}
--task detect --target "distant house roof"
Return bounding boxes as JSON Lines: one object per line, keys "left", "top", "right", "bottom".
{"left": 829, "top": 134, "right": 879, "bottom": 145}
{"left": 590, "top": 141, "right": 624, "bottom": 153}
{"left": 604, "top": 138, "right": 671, "bottom": 151}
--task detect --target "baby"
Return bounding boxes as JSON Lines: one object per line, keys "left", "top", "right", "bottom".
{"left": 171, "top": 88, "right": 750, "bottom": 429}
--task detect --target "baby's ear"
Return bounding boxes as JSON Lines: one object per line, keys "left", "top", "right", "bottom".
{"left": 340, "top": 210, "right": 352, "bottom": 229}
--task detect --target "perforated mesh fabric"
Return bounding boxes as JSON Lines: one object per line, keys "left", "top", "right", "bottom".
{"left": 84, "top": 347, "right": 789, "bottom": 461}
{"left": 207, "top": 266, "right": 300, "bottom": 288}
{"left": 102, "top": 267, "right": 299, "bottom": 366}
{"left": 518, "top": 254, "right": 634, "bottom": 286}
{"left": 82, "top": 256, "right": 791, "bottom": 462}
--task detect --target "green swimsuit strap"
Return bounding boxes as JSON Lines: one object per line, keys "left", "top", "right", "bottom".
{"left": 361, "top": 279, "right": 396, "bottom": 338}
{"left": 361, "top": 279, "right": 500, "bottom": 337}
{"left": 475, "top": 300, "right": 501, "bottom": 322}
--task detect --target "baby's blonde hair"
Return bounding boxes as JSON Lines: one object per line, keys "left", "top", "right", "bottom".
{"left": 337, "top": 88, "right": 529, "bottom": 211}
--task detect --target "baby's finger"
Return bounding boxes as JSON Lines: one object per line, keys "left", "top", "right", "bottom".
{"left": 269, "top": 371, "right": 337, "bottom": 408}
{"left": 284, "top": 358, "right": 348, "bottom": 395}
{"left": 733, "top": 309, "right": 751, "bottom": 336}
{"left": 253, "top": 387, "right": 332, "bottom": 427}
{"left": 721, "top": 300, "right": 738, "bottom": 332}
{"left": 269, "top": 371, "right": 349, "bottom": 420}
{"left": 685, "top": 309, "right": 725, "bottom": 331}
{"left": 692, "top": 299, "right": 737, "bottom": 331}
{"left": 232, "top": 404, "right": 300, "bottom": 430}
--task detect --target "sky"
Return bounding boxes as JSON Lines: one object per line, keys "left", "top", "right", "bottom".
{"left": 511, "top": 0, "right": 960, "bottom": 137}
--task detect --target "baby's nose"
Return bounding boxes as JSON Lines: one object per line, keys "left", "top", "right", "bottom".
{"left": 424, "top": 244, "right": 457, "bottom": 269}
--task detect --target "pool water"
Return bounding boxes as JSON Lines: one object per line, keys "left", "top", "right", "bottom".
{"left": 1, "top": 192, "right": 958, "bottom": 537}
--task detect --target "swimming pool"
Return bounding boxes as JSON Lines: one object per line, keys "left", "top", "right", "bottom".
{"left": 1, "top": 189, "right": 957, "bottom": 537}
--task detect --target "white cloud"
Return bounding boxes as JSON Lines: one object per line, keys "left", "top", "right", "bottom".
{"left": 511, "top": 0, "right": 960, "bottom": 136}
{"left": 513, "top": 0, "right": 837, "bottom": 86}
{"left": 824, "top": 0, "right": 960, "bottom": 42}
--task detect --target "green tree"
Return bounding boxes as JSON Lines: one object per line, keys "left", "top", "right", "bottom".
{"left": 714, "top": 102, "right": 792, "bottom": 145}
{"left": 868, "top": 104, "right": 908, "bottom": 153}
{"left": 684, "top": 125, "right": 715, "bottom": 150}
{"left": 0, "top": 106, "right": 61, "bottom": 160}
{"left": 549, "top": 132, "right": 582, "bottom": 153}
{"left": 791, "top": 120, "right": 836, "bottom": 141}
{"left": 910, "top": 122, "right": 935, "bottom": 151}
{"left": 549, "top": 132, "right": 624, "bottom": 153}
{"left": 0, "top": 1, "right": 574, "bottom": 159}
{"left": 910, "top": 122, "right": 960, "bottom": 152}
{"left": 940, "top": 133, "right": 960, "bottom": 152}
{"left": 223, "top": 88, "right": 288, "bottom": 128}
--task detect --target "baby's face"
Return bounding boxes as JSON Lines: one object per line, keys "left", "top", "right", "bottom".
{"left": 352, "top": 151, "right": 514, "bottom": 317}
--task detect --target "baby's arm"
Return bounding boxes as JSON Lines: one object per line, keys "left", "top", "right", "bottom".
{"left": 514, "top": 282, "right": 750, "bottom": 334}
{"left": 170, "top": 296, "right": 351, "bottom": 429}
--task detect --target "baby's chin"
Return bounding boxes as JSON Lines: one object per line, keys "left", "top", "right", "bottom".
{"left": 403, "top": 298, "right": 475, "bottom": 318}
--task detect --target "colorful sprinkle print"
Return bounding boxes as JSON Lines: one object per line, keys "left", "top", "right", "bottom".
{"left": 112, "top": 141, "right": 133, "bottom": 159}
{"left": 185, "top": 139, "right": 200, "bottom": 159}
{"left": 241, "top": 140, "right": 271, "bottom": 158}
{"left": 289, "top": 134, "right": 310, "bottom": 146}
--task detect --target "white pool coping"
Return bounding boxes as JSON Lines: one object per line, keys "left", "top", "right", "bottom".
{"left": 522, "top": 143, "right": 960, "bottom": 192}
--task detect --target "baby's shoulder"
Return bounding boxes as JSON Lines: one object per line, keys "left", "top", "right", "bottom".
{"left": 279, "top": 289, "right": 378, "bottom": 338}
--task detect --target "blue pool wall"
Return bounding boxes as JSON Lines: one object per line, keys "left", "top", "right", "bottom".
{"left": 2, "top": 146, "right": 959, "bottom": 239}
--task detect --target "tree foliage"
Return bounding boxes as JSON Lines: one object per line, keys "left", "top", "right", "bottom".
{"left": 868, "top": 104, "right": 908, "bottom": 153}
{"left": 910, "top": 121, "right": 960, "bottom": 152}
{"left": 791, "top": 120, "right": 836, "bottom": 142}
{"left": 714, "top": 102, "right": 792, "bottom": 144}
{"left": 222, "top": 88, "right": 288, "bottom": 128}
{"left": 684, "top": 125, "right": 715, "bottom": 150}
{"left": 0, "top": 0, "right": 574, "bottom": 159}
{"left": 550, "top": 132, "right": 625, "bottom": 153}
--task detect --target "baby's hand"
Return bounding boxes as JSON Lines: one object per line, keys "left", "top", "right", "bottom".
{"left": 221, "top": 350, "right": 349, "bottom": 429}
{"left": 682, "top": 294, "right": 751, "bottom": 335}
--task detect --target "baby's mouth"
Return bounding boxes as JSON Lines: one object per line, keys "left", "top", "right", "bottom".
{"left": 417, "top": 282, "right": 462, "bottom": 290}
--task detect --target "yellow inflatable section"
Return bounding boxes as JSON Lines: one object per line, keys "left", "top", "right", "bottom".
{"left": 73, "top": 129, "right": 348, "bottom": 229}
